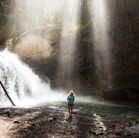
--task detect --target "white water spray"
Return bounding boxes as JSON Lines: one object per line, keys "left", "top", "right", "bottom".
{"left": 0, "top": 49, "right": 67, "bottom": 107}
{"left": 0, "top": 49, "right": 118, "bottom": 108}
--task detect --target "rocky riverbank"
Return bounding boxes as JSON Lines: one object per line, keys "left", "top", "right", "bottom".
{"left": 0, "top": 107, "right": 139, "bottom": 138}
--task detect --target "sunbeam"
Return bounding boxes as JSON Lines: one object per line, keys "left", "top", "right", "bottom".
{"left": 92, "top": 0, "right": 113, "bottom": 88}
{"left": 56, "top": 0, "right": 80, "bottom": 88}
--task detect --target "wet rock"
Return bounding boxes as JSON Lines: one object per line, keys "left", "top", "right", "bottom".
{"left": 13, "top": 120, "right": 20, "bottom": 124}
{"left": 0, "top": 110, "right": 10, "bottom": 117}
{"left": 90, "top": 129, "right": 104, "bottom": 136}
{"left": 107, "top": 134, "right": 119, "bottom": 138}
{"left": 47, "top": 117, "right": 56, "bottom": 122}
{"left": 0, "top": 107, "right": 139, "bottom": 138}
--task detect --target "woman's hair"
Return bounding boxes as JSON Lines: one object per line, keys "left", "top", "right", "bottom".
{"left": 68, "top": 90, "right": 75, "bottom": 96}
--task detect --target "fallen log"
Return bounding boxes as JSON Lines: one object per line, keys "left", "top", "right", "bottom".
{"left": 0, "top": 81, "right": 15, "bottom": 106}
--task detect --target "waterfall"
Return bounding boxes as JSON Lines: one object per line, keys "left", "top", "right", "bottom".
{"left": 0, "top": 49, "right": 66, "bottom": 107}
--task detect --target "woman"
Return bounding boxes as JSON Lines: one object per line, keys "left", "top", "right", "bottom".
{"left": 67, "top": 90, "right": 75, "bottom": 118}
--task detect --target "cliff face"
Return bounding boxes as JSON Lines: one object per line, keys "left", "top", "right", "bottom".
{"left": 0, "top": 0, "right": 139, "bottom": 103}
{"left": 108, "top": 0, "right": 139, "bottom": 85}
{"left": 103, "top": 0, "right": 139, "bottom": 102}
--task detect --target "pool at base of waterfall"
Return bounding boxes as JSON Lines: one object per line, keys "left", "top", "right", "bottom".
{"left": 37, "top": 99, "right": 139, "bottom": 134}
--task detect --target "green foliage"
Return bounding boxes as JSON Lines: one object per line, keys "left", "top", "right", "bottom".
{"left": 76, "top": 24, "right": 85, "bottom": 31}
{"left": 0, "top": 26, "right": 4, "bottom": 41}
{"left": 82, "top": 37, "right": 91, "bottom": 43}
{"left": 0, "top": 0, "right": 13, "bottom": 44}
{"left": 77, "top": 19, "right": 92, "bottom": 32}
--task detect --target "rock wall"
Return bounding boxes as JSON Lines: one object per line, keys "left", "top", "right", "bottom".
{"left": 103, "top": 0, "right": 139, "bottom": 102}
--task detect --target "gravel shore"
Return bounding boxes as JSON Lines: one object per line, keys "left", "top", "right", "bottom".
{"left": 0, "top": 107, "right": 139, "bottom": 138}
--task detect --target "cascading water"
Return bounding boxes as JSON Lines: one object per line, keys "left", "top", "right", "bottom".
{"left": 0, "top": 49, "right": 66, "bottom": 107}
{"left": 0, "top": 49, "right": 118, "bottom": 108}
{"left": 0, "top": 49, "right": 130, "bottom": 107}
